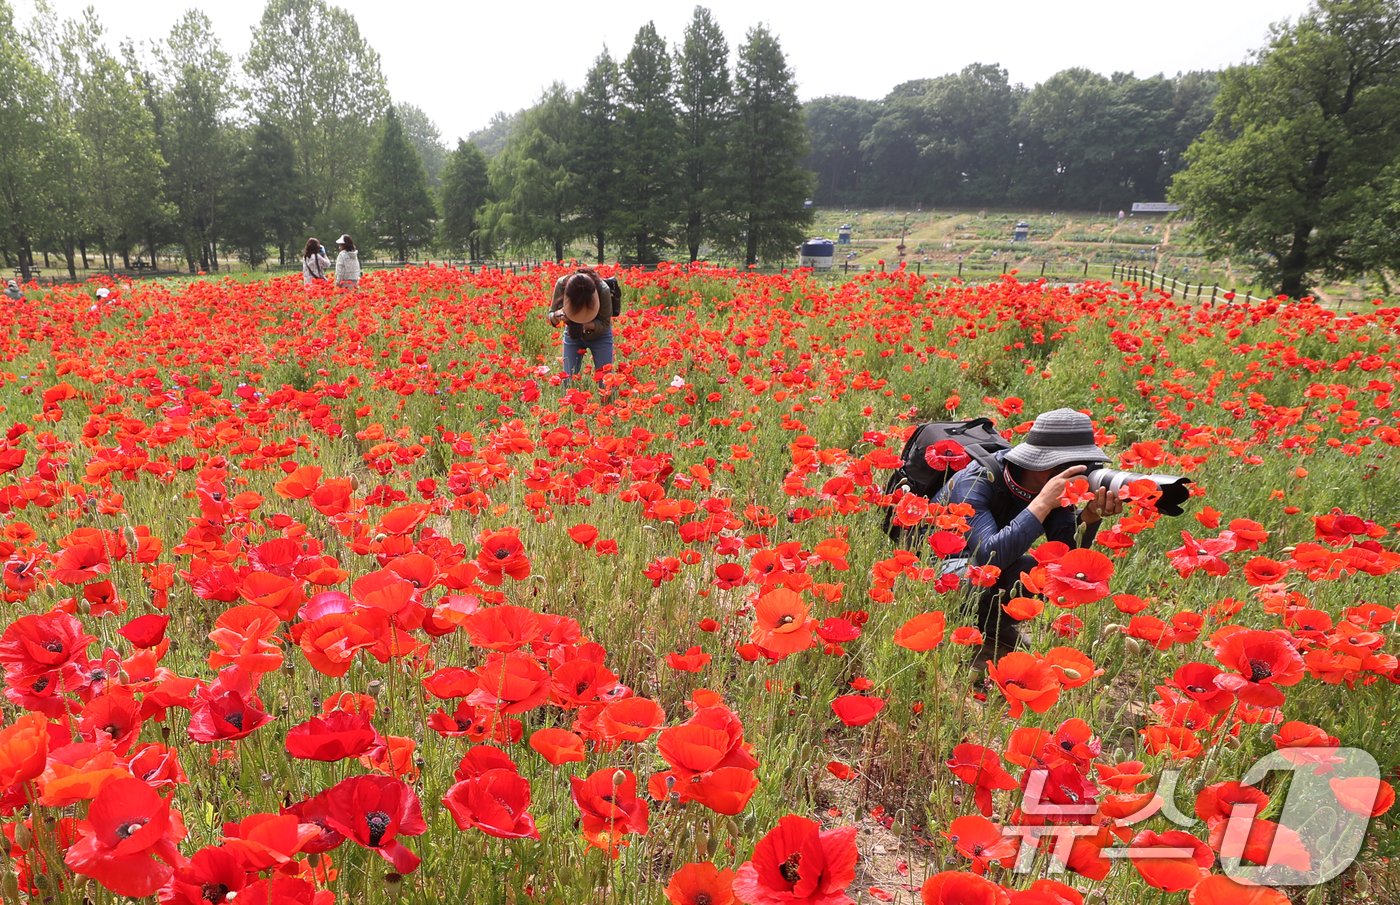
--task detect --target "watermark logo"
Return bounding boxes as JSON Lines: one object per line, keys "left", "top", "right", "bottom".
{"left": 996, "top": 747, "right": 1383, "bottom": 886}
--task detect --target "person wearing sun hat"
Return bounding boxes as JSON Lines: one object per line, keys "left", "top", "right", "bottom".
{"left": 333, "top": 234, "right": 360, "bottom": 289}
{"left": 546, "top": 267, "right": 614, "bottom": 378}
{"left": 936, "top": 408, "right": 1123, "bottom": 657}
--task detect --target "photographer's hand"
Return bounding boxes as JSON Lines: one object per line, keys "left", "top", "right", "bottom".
{"left": 1027, "top": 465, "right": 1087, "bottom": 523}
{"left": 1080, "top": 485, "right": 1124, "bottom": 525}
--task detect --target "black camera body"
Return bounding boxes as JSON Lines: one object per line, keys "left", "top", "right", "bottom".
{"left": 1082, "top": 466, "right": 1193, "bottom": 516}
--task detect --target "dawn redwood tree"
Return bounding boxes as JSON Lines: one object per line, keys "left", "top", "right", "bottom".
{"left": 487, "top": 85, "right": 580, "bottom": 262}
{"left": 676, "top": 5, "right": 732, "bottom": 262}
{"left": 156, "top": 11, "right": 236, "bottom": 274}
{"left": 440, "top": 139, "right": 492, "bottom": 260}
{"left": 728, "top": 24, "right": 813, "bottom": 267}
{"left": 1171, "top": 0, "right": 1400, "bottom": 298}
{"left": 617, "top": 22, "right": 678, "bottom": 266}
{"left": 245, "top": 0, "right": 389, "bottom": 217}
{"left": 223, "top": 120, "right": 307, "bottom": 266}
{"left": 573, "top": 49, "right": 620, "bottom": 264}
{"left": 364, "top": 106, "right": 437, "bottom": 262}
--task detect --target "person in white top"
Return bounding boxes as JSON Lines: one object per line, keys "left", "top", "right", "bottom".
{"left": 334, "top": 234, "right": 361, "bottom": 289}
{"left": 302, "top": 238, "right": 331, "bottom": 286}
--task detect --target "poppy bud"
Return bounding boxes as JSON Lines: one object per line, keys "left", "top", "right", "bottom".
{"left": 1355, "top": 871, "right": 1371, "bottom": 896}
{"left": 1123, "top": 638, "right": 1144, "bottom": 656}
{"left": 1058, "top": 667, "right": 1083, "bottom": 681}
{"left": 1101, "top": 623, "right": 1124, "bottom": 637}
{"left": 13, "top": 822, "right": 32, "bottom": 851}
{"left": 612, "top": 769, "right": 627, "bottom": 787}
{"left": 1, "top": 873, "right": 18, "bottom": 902}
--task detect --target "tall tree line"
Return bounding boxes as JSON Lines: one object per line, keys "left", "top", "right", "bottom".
{"left": 481, "top": 10, "right": 813, "bottom": 267}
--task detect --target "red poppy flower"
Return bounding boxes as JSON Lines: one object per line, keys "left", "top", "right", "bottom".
{"left": 925, "top": 439, "right": 971, "bottom": 471}
{"left": 476, "top": 529, "right": 531, "bottom": 584}
{"left": 529, "top": 727, "right": 586, "bottom": 765}
{"left": 443, "top": 768, "right": 540, "bottom": 839}
{"left": 667, "top": 861, "right": 737, "bottom": 905}
{"left": 943, "top": 815, "right": 1018, "bottom": 874}
{"left": 1187, "top": 875, "right": 1290, "bottom": 905}
{"left": 947, "top": 744, "right": 1018, "bottom": 817}
{"left": 920, "top": 871, "right": 1010, "bottom": 905}
{"left": 570, "top": 767, "right": 650, "bottom": 853}
{"left": 733, "top": 814, "right": 857, "bottom": 905}
{"left": 895, "top": 611, "right": 946, "bottom": 651}
{"left": 285, "top": 710, "right": 379, "bottom": 761}
{"left": 321, "top": 774, "right": 426, "bottom": 873}
{"left": 987, "top": 652, "right": 1061, "bottom": 717}
{"left": 1127, "top": 829, "right": 1213, "bottom": 891}
{"left": 187, "top": 676, "right": 273, "bottom": 743}
{"left": 0, "top": 711, "right": 50, "bottom": 791}
{"left": 0, "top": 610, "right": 95, "bottom": 678}
{"left": 751, "top": 587, "right": 815, "bottom": 658}
{"left": 116, "top": 613, "right": 169, "bottom": 649}
{"left": 467, "top": 651, "right": 550, "bottom": 713}
{"left": 1330, "top": 775, "right": 1395, "bottom": 817}
{"left": 64, "top": 777, "right": 187, "bottom": 897}
{"left": 163, "top": 845, "right": 250, "bottom": 905}
{"left": 1212, "top": 629, "right": 1304, "bottom": 706}
{"left": 1039, "top": 548, "right": 1114, "bottom": 606}
{"left": 831, "top": 695, "right": 885, "bottom": 727}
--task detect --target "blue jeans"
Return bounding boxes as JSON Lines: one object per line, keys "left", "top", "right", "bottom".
{"left": 562, "top": 328, "right": 614, "bottom": 377}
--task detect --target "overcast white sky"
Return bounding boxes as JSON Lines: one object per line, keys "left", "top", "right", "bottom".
{"left": 17, "top": 0, "right": 1315, "bottom": 145}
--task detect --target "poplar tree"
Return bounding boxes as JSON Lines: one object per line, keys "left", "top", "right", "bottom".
{"left": 440, "top": 140, "right": 492, "bottom": 260}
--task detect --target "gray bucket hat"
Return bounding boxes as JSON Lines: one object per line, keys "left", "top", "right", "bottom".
{"left": 1004, "top": 408, "right": 1109, "bottom": 471}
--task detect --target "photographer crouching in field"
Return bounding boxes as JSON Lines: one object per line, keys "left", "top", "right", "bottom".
{"left": 936, "top": 408, "right": 1123, "bottom": 660}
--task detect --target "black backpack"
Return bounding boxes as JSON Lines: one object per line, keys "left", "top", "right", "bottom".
{"left": 602, "top": 276, "right": 622, "bottom": 317}
{"left": 880, "top": 417, "right": 1011, "bottom": 546}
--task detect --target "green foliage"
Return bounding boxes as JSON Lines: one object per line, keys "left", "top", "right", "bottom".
{"left": 727, "top": 24, "right": 813, "bottom": 266}
{"left": 573, "top": 49, "right": 620, "bottom": 264}
{"left": 223, "top": 120, "right": 308, "bottom": 267}
{"left": 487, "top": 85, "right": 581, "bottom": 261}
{"left": 616, "top": 22, "right": 679, "bottom": 266}
{"left": 676, "top": 5, "right": 733, "bottom": 262}
{"left": 156, "top": 10, "right": 236, "bottom": 273}
{"left": 0, "top": 0, "right": 53, "bottom": 279}
{"left": 244, "top": 0, "right": 390, "bottom": 217}
{"left": 805, "top": 95, "right": 879, "bottom": 203}
{"left": 364, "top": 105, "right": 437, "bottom": 262}
{"left": 396, "top": 102, "right": 448, "bottom": 189}
{"left": 440, "top": 140, "right": 492, "bottom": 259}
{"left": 67, "top": 10, "right": 170, "bottom": 261}
{"left": 1171, "top": 0, "right": 1400, "bottom": 298}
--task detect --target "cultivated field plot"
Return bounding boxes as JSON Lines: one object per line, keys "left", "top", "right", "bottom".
{"left": 0, "top": 266, "right": 1396, "bottom": 904}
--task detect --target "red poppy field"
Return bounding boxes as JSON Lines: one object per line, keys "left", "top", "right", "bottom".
{"left": 0, "top": 265, "right": 1397, "bottom": 904}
